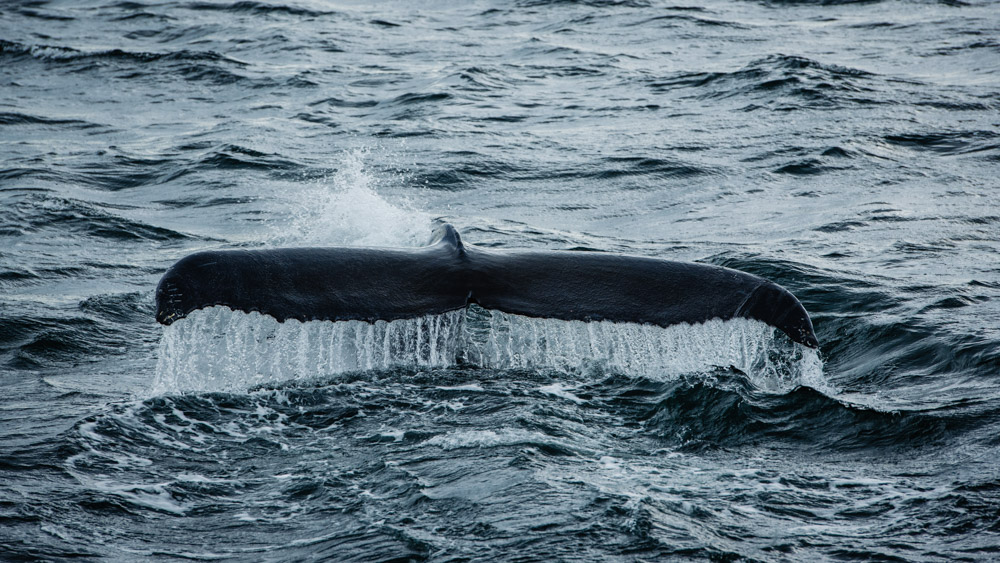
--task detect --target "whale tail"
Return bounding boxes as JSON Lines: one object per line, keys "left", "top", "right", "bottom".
{"left": 156, "top": 224, "right": 818, "bottom": 348}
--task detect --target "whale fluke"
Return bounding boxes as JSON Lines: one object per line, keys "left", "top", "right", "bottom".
{"left": 156, "top": 224, "right": 819, "bottom": 348}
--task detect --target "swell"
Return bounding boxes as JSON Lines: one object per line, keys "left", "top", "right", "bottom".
{"left": 62, "top": 369, "right": 966, "bottom": 480}
{"left": 0, "top": 39, "right": 245, "bottom": 66}
{"left": 0, "top": 194, "right": 190, "bottom": 241}
{"left": 0, "top": 111, "right": 101, "bottom": 129}
{"left": 709, "top": 254, "right": 1000, "bottom": 402}
{"left": 182, "top": 1, "right": 335, "bottom": 18}
{"left": 0, "top": 39, "right": 264, "bottom": 86}
{"left": 884, "top": 130, "right": 1000, "bottom": 156}
{"left": 2, "top": 144, "right": 299, "bottom": 192}
{"left": 0, "top": 292, "right": 156, "bottom": 370}
{"left": 2, "top": 352, "right": 991, "bottom": 561}
{"left": 631, "top": 371, "right": 1000, "bottom": 454}
{"left": 410, "top": 155, "right": 717, "bottom": 191}
{"left": 651, "top": 54, "right": 884, "bottom": 109}
{"left": 49, "top": 366, "right": 1000, "bottom": 518}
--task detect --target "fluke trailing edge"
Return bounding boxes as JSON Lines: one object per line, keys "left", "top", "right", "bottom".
{"left": 155, "top": 224, "right": 819, "bottom": 348}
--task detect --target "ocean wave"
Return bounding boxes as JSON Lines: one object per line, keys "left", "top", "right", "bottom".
{"left": 651, "top": 54, "right": 884, "bottom": 109}
{"left": 13, "top": 7, "right": 75, "bottom": 21}
{"left": 0, "top": 39, "right": 247, "bottom": 66}
{"left": 0, "top": 291, "right": 155, "bottom": 371}
{"left": 181, "top": 1, "right": 335, "bottom": 18}
{"left": 517, "top": 0, "right": 654, "bottom": 7}
{"left": 0, "top": 39, "right": 264, "bottom": 86}
{"left": 2, "top": 314, "right": 119, "bottom": 370}
{"left": 195, "top": 144, "right": 298, "bottom": 171}
{"left": 629, "top": 13, "right": 749, "bottom": 29}
{"left": 639, "top": 372, "right": 970, "bottom": 452}
{"left": 409, "top": 154, "right": 717, "bottom": 191}
{"left": 1, "top": 194, "right": 192, "bottom": 241}
{"left": 0, "top": 111, "right": 101, "bottom": 128}
{"left": 884, "top": 130, "right": 1000, "bottom": 156}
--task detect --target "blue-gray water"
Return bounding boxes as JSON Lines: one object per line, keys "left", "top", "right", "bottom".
{"left": 2, "top": 1, "right": 999, "bottom": 561}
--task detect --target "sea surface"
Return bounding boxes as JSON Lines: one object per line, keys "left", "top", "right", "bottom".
{"left": 2, "top": 0, "right": 999, "bottom": 561}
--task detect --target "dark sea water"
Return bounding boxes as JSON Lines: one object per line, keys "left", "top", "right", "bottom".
{"left": 2, "top": 0, "right": 1000, "bottom": 561}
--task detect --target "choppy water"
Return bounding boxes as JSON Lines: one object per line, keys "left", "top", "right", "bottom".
{"left": 2, "top": 0, "right": 999, "bottom": 561}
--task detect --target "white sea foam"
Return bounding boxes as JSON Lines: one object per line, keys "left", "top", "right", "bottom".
{"left": 154, "top": 305, "right": 824, "bottom": 395}
{"left": 424, "top": 428, "right": 572, "bottom": 451}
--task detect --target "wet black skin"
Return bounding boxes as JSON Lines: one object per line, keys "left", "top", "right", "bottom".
{"left": 156, "top": 224, "right": 819, "bottom": 348}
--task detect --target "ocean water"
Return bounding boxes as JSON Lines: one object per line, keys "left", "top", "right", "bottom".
{"left": 2, "top": 0, "right": 999, "bottom": 560}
